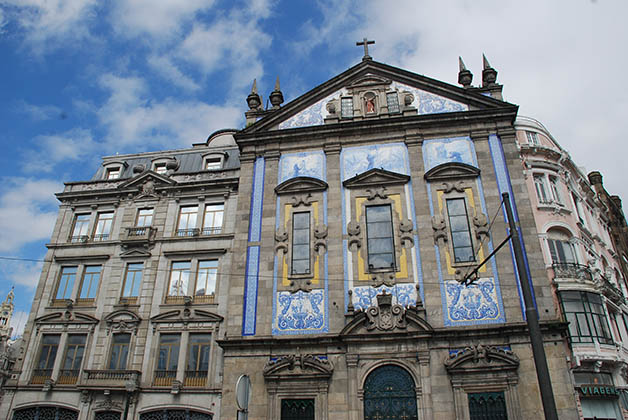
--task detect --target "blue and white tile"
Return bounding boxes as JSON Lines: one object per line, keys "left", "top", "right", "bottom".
{"left": 443, "top": 277, "right": 504, "bottom": 325}
{"left": 423, "top": 136, "right": 477, "bottom": 172}
{"left": 351, "top": 284, "right": 417, "bottom": 312}
{"left": 274, "top": 289, "right": 327, "bottom": 334}
{"left": 279, "top": 151, "right": 326, "bottom": 183}
{"left": 391, "top": 82, "right": 468, "bottom": 114}
{"left": 278, "top": 89, "right": 347, "bottom": 130}
{"left": 341, "top": 143, "right": 408, "bottom": 181}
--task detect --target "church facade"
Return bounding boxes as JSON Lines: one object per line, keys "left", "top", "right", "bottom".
{"left": 0, "top": 54, "right": 583, "bottom": 420}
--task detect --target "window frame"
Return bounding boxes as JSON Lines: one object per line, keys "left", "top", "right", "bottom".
{"left": 533, "top": 174, "right": 550, "bottom": 204}
{"left": 560, "top": 290, "right": 614, "bottom": 345}
{"left": 446, "top": 198, "right": 476, "bottom": 264}
{"left": 121, "top": 262, "right": 144, "bottom": 302}
{"left": 167, "top": 261, "right": 191, "bottom": 300}
{"left": 291, "top": 211, "right": 311, "bottom": 275}
{"left": 55, "top": 266, "right": 78, "bottom": 302}
{"left": 136, "top": 208, "right": 154, "bottom": 228}
{"left": 386, "top": 91, "right": 400, "bottom": 114}
{"left": 365, "top": 204, "right": 396, "bottom": 271}
{"left": 93, "top": 211, "right": 114, "bottom": 241}
{"left": 59, "top": 334, "right": 86, "bottom": 383}
{"left": 549, "top": 175, "right": 562, "bottom": 204}
{"left": 32, "top": 334, "right": 60, "bottom": 383}
{"left": 176, "top": 205, "right": 199, "bottom": 236}
{"left": 201, "top": 203, "right": 224, "bottom": 235}
{"left": 153, "top": 162, "right": 168, "bottom": 174}
{"left": 341, "top": 97, "right": 354, "bottom": 119}
{"left": 195, "top": 260, "right": 218, "bottom": 302}
{"left": 526, "top": 131, "right": 540, "bottom": 146}
{"left": 154, "top": 333, "right": 181, "bottom": 386}
{"left": 70, "top": 213, "right": 91, "bottom": 242}
{"left": 108, "top": 333, "right": 131, "bottom": 370}
{"left": 105, "top": 167, "right": 121, "bottom": 180}
{"left": 77, "top": 265, "right": 101, "bottom": 302}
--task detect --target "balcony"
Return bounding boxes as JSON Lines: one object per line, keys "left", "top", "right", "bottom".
{"left": 57, "top": 369, "right": 80, "bottom": 385}
{"left": 153, "top": 370, "right": 177, "bottom": 386}
{"left": 80, "top": 369, "right": 141, "bottom": 390}
{"left": 184, "top": 370, "right": 207, "bottom": 387}
{"left": 552, "top": 263, "right": 593, "bottom": 283}
{"left": 176, "top": 228, "right": 200, "bottom": 237}
{"left": 599, "top": 275, "right": 626, "bottom": 305}
{"left": 31, "top": 368, "right": 52, "bottom": 384}
{"left": 92, "top": 233, "right": 110, "bottom": 242}
{"left": 70, "top": 235, "right": 89, "bottom": 243}
{"left": 201, "top": 227, "right": 222, "bottom": 236}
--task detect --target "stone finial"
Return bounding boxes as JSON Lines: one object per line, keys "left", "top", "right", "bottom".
{"left": 246, "top": 79, "right": 262, "bottom": 110}
{"left": 269, "top": 76, "right": 284, "bottom": 109}
{"left": 458, "top": 56, "right": 473, "bottom": 88}
{"left": 588, "top": 171, "right": 603, "bottom": 186}
{"left": 482, "top": 54, "right": 498, "bottom": 87}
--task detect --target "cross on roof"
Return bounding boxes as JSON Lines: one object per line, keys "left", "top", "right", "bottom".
{"left": 356, "top": 37, "right": 375, "bottom": 61}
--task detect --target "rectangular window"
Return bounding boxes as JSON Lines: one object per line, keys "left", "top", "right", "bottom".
{"left": 195, "top": 260, "right": 218, "bottom": 302}
{"left": 549, "top": 176, "right": 562, "bottom": 204}
{"left": 560, "top": 291, "right": 613, "bottom": 345}
{"left": 155, "top": 333, "right": 180, "bottom": 386}
{"left": 32, "top": 334, "right": 59, "bottom": 383}
{"left": 365, "top": 205, "right": 395, "bottom": 270}
{"left": 468, "top": 392, "right": 507, "bottom": 420}
{"left": 446, "top": 198, "right": 475, "bottom": 263}
{"left": 109, "top": 333, "right": 131, "bottom": 370}
{"left": 202, "top": 204, "right": 224, "bottom": 235}
{"left": 105, "top": 167, "right": 121, "bottom": 180}
{"left": 341, "top": 97, "right": 353, "bottom": 118}
{"left": 78, "top": 265, "right": 101, "bottom": 302}
{"left": 548, "top": 239, "right": 576, "bottom": 264}
{"left": 534, "top": 175, "right": 549, "bottom": 204}
{"left": 185, "top": 333, "right": 211, "bottom": 387}
{"left": 59, "top": 335, "right": 86, "bottom": 384}
{"left": 386, "top": 92, "right": 400, "bottom": 114}
{"left": 154, "top": 162, "right": 167, "bottom": 174}
{"left": 526, "top": 131, "right": 540, "bottom": 146}
{"left": 281, "top": 399, "right": 315, "bottom": 420}
{"left": 291, "top": 212, "right": 311, "bottom": 275}
{"left": 93, "top": 212, "right": 114, "bottom": 241}
{"left": 71, "top": 214, "right": 90, "bottom": 242}
{"left": 177, "top": 205, "right": 198, "bottom": 236}
{"left": 136, "top": 208, "right": 153, "bottom": 227}
{"left": 122, "top": 263, "right": 143, "bottom": 300}
{"left": 168, "top": 261, "right": 191, "bottom": 299}
{"left": 572, "top": 193, "right": 587, "bottom": 226}
{"left": 205, "top": 158, "right": 222, "bottom": 170}
{"left": 55, "top": 266, "right": 77, "bottom": 301}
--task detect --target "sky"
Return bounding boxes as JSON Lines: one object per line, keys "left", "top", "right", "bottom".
{"left": 0, "top": 0, "right": 626, "bottom": 337}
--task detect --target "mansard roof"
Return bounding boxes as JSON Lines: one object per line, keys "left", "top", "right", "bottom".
{"left": 240, "top": 59, "right": 517, "bottom": 135}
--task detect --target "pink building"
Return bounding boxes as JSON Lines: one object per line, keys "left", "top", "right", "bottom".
{"left": 515, "top": 115, "right": 628, "bottom": 420}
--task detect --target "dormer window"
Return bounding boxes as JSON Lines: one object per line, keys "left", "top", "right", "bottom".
{"left": 205, "top": 157, "right": 222, "bottom": 171}
{"left": 105, "top": 167, "right": 121, "bottom": 180}
{"left": 526, "top": 131, "right": 540, "bottom": 146}
{"left": 154, "top": 162, "right": 167, "bottom": 174}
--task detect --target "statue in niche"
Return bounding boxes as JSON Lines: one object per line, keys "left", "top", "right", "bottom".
{"left": 364, "top": 93, "right": 376, "bottom": 114}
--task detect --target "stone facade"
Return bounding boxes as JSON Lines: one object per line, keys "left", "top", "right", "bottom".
{"left": 515, "top": 115, "right": 628, "bottom": 419}
{"left": 0, "top": 58, "right": 583, "bottom": 420}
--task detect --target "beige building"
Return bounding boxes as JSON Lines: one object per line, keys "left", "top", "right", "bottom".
{"left": 1, "top": 56, "right": 583, "bottom": 420}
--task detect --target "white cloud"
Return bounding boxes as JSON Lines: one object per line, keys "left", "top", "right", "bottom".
{"left": 19, "top": 101, "right": 63, "bottom": 121}
{"left": 0, "top": 178, "right": 59, "bottom": 253}
{"left": 1, "top": 0, "right": 98, "bottom": 52}
{"left": 98, "top": 74, "right": 242, "bottom": 150}
{"left": 147, "top": 55, "right": 201, "bottom": 92}
{"left": 24, "top": 128, "right": 99, "bottom": 173}
{"left": 10, "top": 310, "right": 29, "bottom": 338}
{"left": 109, "top": 0, "right": 216, "bottom": 41}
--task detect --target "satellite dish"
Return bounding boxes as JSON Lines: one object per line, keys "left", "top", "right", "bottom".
{"left": 236, "top": 374, "right": 252, "bottom": 411}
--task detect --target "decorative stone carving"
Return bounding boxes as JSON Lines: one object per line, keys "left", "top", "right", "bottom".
{"left": 95, "top": 393, "right": 123, "bottom": 411}
{"left": 289, "top": 277, "right": 312, "bottom": 293}
{"left": 399, "top": 219, "right": 414, "bottom": 248}
{"left": 171, "top": 379, "right": 182, "bottom": 394}
{"left": 314, "top": 224, "right": 328, "bottom": 254}
{"left": 42, "top": 378, "right": 54, "bottom": 392}
{"left": 80, "top": 390, "right": 91, "bottom": 404}
{"left": 444, "top": 344, "right": 519, "bottom": 374}
{"left": 370, "top": 272, "right": 396, "bottom": 287}
{"left": 366, "top": 186, "right": 388, "bottom": 200}
{"left": 104, "top": 310, "right": 141, "bottom": 335}
{"left": 274, "top": 228, "right": 288, "bottom": 254}
{"left": 403, "top": 92, "right": 414, "bottom": 107}
{"left": 347, "top": 221, "right": 362, "bottom": 251}
{"left": 473, "top": 213, "right": 489, "bottom": 239}
{"left": 136, "top": 180, "right": 159, "bottom": 200}
{"left": 443, "top": 181, "right": 466, "bottom": 193}
{"left": 432, "top": 215, "right": 448, "bottom": 244}
{"left": 263, "top": 354, "right": 333, "bottom": 379}
{"left": 290, "top": 193, "right": 312, "bottom": 207}
{"left": 365, "top": 292, "right": 408, "bottom": 331}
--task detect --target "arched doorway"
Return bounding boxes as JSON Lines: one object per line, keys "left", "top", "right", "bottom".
{"left": 363, "top": 365, "right": 418, "bottom": 420}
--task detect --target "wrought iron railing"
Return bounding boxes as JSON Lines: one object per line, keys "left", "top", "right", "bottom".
{"left": 552, "top": 263, "right": 593, "bottom": 282}
{"left": 184, "top": 370, "right": 208, "bottom": 387}
{"left": 83, "top": 369, "right": 140, "bottom": 382}
{"left": 201, "top": 227, "right": 222, "bottom": 236}
{"left": 57, "top": 369, "right": 80, "bottom": 384}
{"left": 31, "top": 369, "right": 52, "bottom": 384}
{"left": 92, "top": 233, "right": 110, "bottom": 242}
{"left": 193, "top": 294, "right": 215, "bottom": 304}
{"left": 153, "top": 370, "right": 177, "bottom": 386}
{"left": 600, "top": 275, "right": 626, "bottom": 305}
{"left": 127, "top": 227, "right": 148, "bottom": 237}
{"left": 70, "top": 235, "right": 89, "bottom": 243}
{"left": 176, "top": 228, "right": 200, "bottom": 237}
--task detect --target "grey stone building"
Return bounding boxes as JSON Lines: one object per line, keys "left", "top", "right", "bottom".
{"left": 1, "top": 55, "right": 582, "bottom": 420}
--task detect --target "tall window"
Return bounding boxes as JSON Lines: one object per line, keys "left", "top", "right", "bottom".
{"left": 386, "top": 92, "right": 400, "bottom": 114}
{"left": 365, "top": 205, "right": 395, "bottom": 270}
{"left": 572, "top": 193, "right": 587, "bottom": 225}
{"left": 533, "top": 175, "right": 549, "bottom": 204}
{"left": 195, "top": 260, "right": 218, "bottom": 301}
{"left": 446, "top": 198, "right": 475, "bottom": 263}
{"left": 93, "top": 212, "right": 114, "bottom": 241}
{"left": 78, "top": 265, "right": 101, "bottom": 301}
{"left": 155, "top": 334, "right": 180, "bottom": 386}
{"left": 560, "top": 291, "right": 613, "bottom": 345}
{"left": 548, "top": 238, "right": 576, "bottom": 264}
{"left": 71, "top": 214, "right": 90, "bottom": 242}
{"left": 59, "top": 335, "right": 86, "bottom": 384}
{"left": 291, "top": 212, "right": 311, "bottom": 275}
{"left": 341, "top": 97, "right": 353, "bottom": 118}
{"left": 168, "top": 262, "right": 191, "bottom": 298}
{"left": 177, "top": 205, "right": 198, "bottom": 236}
{"left": 526, "top": 131, "right": 540, "bottom": 146}
{"left": 33, "top": 334, "right": 59, "bottom": 383}
{"left": 122, "top": 263, "right": 143, "bottom": 300}
{"left": 55, "top": 266, "right": 77, "bottom": 300}
{"left": 202, "top": 204, "right": 224, "bottom": 235}
{"left": 136, "top": 208, "right": 153, "bottom": 227}
{"left": 109, "top": 333, "right": 131, "bottom": 370}
{"left": 549, "top": 176, "right": 562, "bottom": 204}
{"left": 186, "top": 333, "right": 211, "bottom": 386}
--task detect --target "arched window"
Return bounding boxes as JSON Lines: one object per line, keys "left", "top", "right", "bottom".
{"left": 12, "top": 406, "right": 78, "bottom": 420}
{"left": 363, "top": 365, "right": 417, "bottom": 420}
{"left": 139, "top": 410, "right": 212, "bottom": 420}
{"left": 546, "top": 228, "right": 576, "bottom": 265}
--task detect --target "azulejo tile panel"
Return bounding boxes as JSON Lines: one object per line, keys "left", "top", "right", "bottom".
{"left": 391, "top": 82, "right": 468, "bottom": 114}
{"left": 242, "top": 245, "right": 260, "bottom": 336}
{"left": 278, "top": 89, "right": 348, "bottom": 129}
{"left": 279, "top": 151, "right": 326, "bottom": 183}
{"left": 443, "top": 278, "right": 504, "bottom": 325}
{"left": 351, "top": 284, "right": 417, "bottom": 312}
{"left": 248, "top": 157, "right": 265, "bottom": 242}
{"left": 273, "top": 289, "right": 327, "bottom": 334}
{"left": 423, "top": 136, "right": 477, "bottom": 172}
{"left": 341, "top": 142, "right": 409, "bottom": 181}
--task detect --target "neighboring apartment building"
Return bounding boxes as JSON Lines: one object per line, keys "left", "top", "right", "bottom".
{"left": 515, "top": 115, "right": 628, "bottom": 419}
{"left": 0, "top": 55, "right": 584, "bottom": 420}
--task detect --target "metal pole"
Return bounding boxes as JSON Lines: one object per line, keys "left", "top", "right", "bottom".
{"left": 502, "top": 192, "right": 558, "bottom": 420}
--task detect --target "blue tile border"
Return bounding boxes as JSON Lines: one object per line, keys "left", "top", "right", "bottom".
{"left": 242, "top": 245, "right": 260, "bottom": 335}
{"left": 248, "top": 157, "right": 265, "bottom": 243}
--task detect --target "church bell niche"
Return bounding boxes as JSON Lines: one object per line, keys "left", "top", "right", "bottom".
{"left": 272, "top": 151, "right": 329, "bottom": 335}
{"left": 340, "top": 143, "right": 423, "bottom": 312}
{"left": 422, "top": 137, "right": 506, "bottom": 326}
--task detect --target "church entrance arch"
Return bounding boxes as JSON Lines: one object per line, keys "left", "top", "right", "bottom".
{"left": 363, "top": 364, "right": 418, "bottom": 420}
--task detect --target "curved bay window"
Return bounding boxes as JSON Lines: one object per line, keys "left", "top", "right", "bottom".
{"left": 560, "top": 291, "right": 613, "bottom": 345}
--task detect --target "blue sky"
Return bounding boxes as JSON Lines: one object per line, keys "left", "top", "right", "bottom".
{"left": 1, "top": 0, "right": 626, "bottom": 337}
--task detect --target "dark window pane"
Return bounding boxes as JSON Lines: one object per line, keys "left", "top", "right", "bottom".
{"left": 366, "top": 205, "right": 395, "bottom": 270}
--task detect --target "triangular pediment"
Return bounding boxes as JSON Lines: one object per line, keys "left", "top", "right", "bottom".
{"left": 424, "top": 162, "right": 480, "bottom": 182}
{"left": 35, "top": 311, "right": 99, "bottom": 325}
{"left": 275, "top": 176, "right": 328, "bottom": 195}
{"left": 120, "top": 248, "right": 152, "bottom": 258}
{"left": 240, "top": 60, "right": 514, "bottom": 134}
{"left": 343, "top": 168, "right": 410, "bottom": 188}
{"left": 118, "top": 171, "right": 176, "bottom": 190}
{"left": 150, "top": 309, "right": 223, "bottom": 324}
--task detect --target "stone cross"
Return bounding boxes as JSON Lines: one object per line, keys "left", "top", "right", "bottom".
{"left": 356, "top": 37, "right": 375, "bottom": 60}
